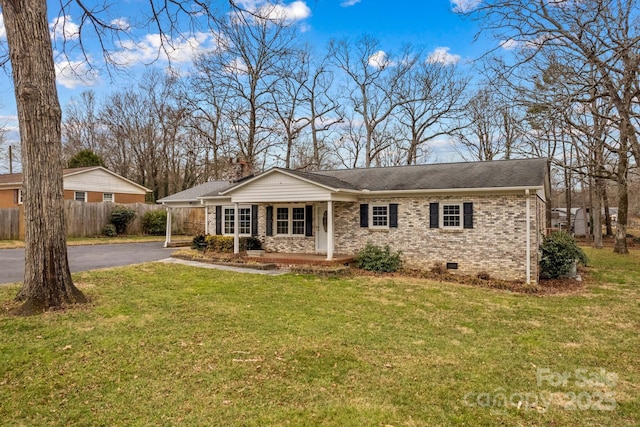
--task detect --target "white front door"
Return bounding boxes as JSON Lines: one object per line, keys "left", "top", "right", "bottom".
{"left": 316, "top": 203, "right": 328, "bottom": 253}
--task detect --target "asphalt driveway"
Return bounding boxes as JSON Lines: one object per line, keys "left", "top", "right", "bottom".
{"left": 0, "top": 242, "right": 177, "bottom": 285}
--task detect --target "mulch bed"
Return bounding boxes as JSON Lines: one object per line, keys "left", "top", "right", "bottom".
{"left": 174, "top": 250, "right": 587, "bottom": 295}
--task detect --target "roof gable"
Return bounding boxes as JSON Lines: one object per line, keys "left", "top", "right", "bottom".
{"left": 0, "top": 167, "right": 152, "bottom": 193}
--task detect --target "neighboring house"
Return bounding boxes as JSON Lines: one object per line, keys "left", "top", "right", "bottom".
{"left": 0, "top": 166, "right": 151, "bottom": 208}
{"left": 159, "top": 158, "right": 550, "bottom": 283}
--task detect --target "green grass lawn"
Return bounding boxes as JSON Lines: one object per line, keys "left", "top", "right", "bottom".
{"left": 1, "top": 249, "right": 638, "bottom": 426}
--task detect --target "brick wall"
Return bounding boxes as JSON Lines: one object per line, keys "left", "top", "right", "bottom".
{"left": 206, "top": 192, "right": 544, "bottom": 282}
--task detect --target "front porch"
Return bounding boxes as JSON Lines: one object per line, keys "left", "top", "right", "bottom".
{"left": 245, "top": 252, "right": 355, "bottom": 266}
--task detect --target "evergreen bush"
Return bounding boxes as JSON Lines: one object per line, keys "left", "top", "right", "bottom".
{"left": 355, "top": 243, "right": 402, "bottom": 273}
{"left": 142, "top": 210, "right": 167, "bottom": 235}
{"left": 110, "top": 205, "right": 136, "bottom": 234}
{"left": 539, "top": 231, "right": 588, "bottom": 279}
{"left": 102, "top": 224, "right": 117, "bottom": 237}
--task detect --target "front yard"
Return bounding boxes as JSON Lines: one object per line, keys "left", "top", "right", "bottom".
{"left": 0, "top": 248, "right": 638, "bottom": 425}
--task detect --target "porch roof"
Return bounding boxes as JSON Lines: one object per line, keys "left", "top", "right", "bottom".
{"left": 158, "top": 180, "right": 232, "bottom": 205}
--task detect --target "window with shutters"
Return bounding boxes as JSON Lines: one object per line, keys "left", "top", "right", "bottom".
{"left": 370, "top": 204, "right": 389, "bottom": 228}
{"left": 275, "top": 205, "right": 306, "bottom": 236}
{"left": 74, "top": 191, "right": 87, "bottom": 202}
{"left": 223, "top": 205, "right": 251, "bottom": 235}
{"left": 442, "top": 203, "right": 461, "bottom": 228}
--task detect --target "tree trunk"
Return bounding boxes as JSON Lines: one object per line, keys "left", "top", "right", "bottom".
{"left": 603, "top": 188, "right": 613, "bottom": 237}
{"left": 613, "top": 154, "right": 629, "bottom": 254}
{"left": 592, "top": 177, "right": 603, "bottom": 249}
{"left": 2, "top": 0, "right": 86, "bottom": 314}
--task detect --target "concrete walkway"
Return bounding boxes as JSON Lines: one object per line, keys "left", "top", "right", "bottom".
{"left": 157, "top": 257, "right": 288, "bottom": 276}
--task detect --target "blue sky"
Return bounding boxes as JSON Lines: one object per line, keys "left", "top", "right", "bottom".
{"left": 0, "top": 0, "right": 492, "bottom": 171}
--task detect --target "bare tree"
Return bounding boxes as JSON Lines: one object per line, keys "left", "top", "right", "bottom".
{"left": 328, "top": 36, "right": 417, "bottom": 167}
{"left": 2, "top": 0, "right": 86, "bottom": 313}
{"left": 62, "top": 90, "right": 107, "bottom": 162}
{"left": 0, "top": 0, "right": 231, "bottom": 313}
{"left": 302, "top": 53, "right": 343, "bottom": 170}
{"left": 469, "top": 0, "right": 640, "bottom": 254}
{"left": 396, "top": 60, "right": 468, "bottom": 164}
{"left": 195, "top": 2, "right": 299, "bottom": 167}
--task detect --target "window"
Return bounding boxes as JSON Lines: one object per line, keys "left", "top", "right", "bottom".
{"left": 74, "top": 191, "right": 87, "bottom": 202}
{"left": 223, "top": 206, "right": 252, "bottom": 235}
{"left": 103, "top": 193, "right": 114, "bottom": 202}
{"left": 17, "top": 189, "right": 23, "bottom": 205}
{"left": 275, "top": 206, "right": 306, "bottom": 236}
{"left": 442, "top": 204, "right": 461, "bottom": 228}
{"left": 360, "top": 203, "right": 398, "bottom": 229}
{"left": 371, "top": 205, "right": 388, "bottom": 228}
{"left": 292, "top": 207, "right": 305, "bottom": 235}
{"left": 276, "top": 207, "right": 289, "bottom": 234}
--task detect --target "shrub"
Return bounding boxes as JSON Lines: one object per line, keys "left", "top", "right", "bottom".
{"left": 142, "top": 210, "right": 167, "bottom": 235}
{"left": 110, "top": 205, "right": 136, "bottom": 234}
{"left": 477, "top": 271, "right": 491, "bottom": 280}
{"left": 102, "top": 224, "right": 117, "bottom": 237}
{"left": 540, "top": 231, "right": 588, "bottom": 279}
{"left": 240, "top": 236, "right": 262, "bottom": 251}
{"left": 355, "top": 243, "right": 402, "bottom": 273}
{"left": 430, "top": 262, "right": 447, "bottom": 275}
{"left": 205, "top": 235, "right": 235, "bottom": 253}
{"left": 192, "top": 233, "right": 207, "bottom": 250}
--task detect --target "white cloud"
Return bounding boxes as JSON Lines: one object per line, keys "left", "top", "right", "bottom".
{"left": 224, "top": 57, "right": 249, "bottom": 75}
{"left": 450, "top": 0, "right": 481, "bottom": 13}
{"left": 0, "top": 14, "right": 6, "bottom": 39}
{"left": 111, "top": 32, "right": 216, "bottom": 67}
{"left": 499, "top": 39, "right": 519, "bottom": 50}
{"left": 49, "top": 15, "right": 80, "bottom": 41}
{"left": 499, "top": 34, "right": 552, "bottom": 51}
{"left": 341, "top": 0, "right": 362, "bottom": 6}
{"left": 368, "top": 50, "right": 390, "bottom": 68}
{"left": 110, "top": 18, "right": 131, "bottom": 31}
{"left": 236, "top": 1, "right": 311, "bottom": 22}
{"left": 427, "top": 47, "right": 461, "bottom": 65}
{"left": 55, "top": 58, "right": 100, "bottom": 89}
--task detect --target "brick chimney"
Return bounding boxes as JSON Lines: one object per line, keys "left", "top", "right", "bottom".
{"left": 228, "top": 158, "right": 254, "bottom": 182}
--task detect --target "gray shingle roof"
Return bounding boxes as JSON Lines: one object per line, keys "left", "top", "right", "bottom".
{"left": 282, "top": 169, "right": 360, "bottom": 190}
{"left": 310, "top": 158, "right": 548, "bottom": 191}
{"left": 157, "top": 181, "right": 232, "bottom": 203}
{"left": 0, "top": 167, "right": 101, "bottom": 186}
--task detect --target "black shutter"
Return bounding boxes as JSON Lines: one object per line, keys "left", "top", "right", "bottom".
{"left": 266, "top": 206, "right": 273, "bottom": 236}
{"left": 429, "top": 203, "right": 439, "bottom": 228}
{"left": 463, "top": 202, "right": 473, "bottom": 229}
{"left": 215, "top": 206, "right": 222, "bottom": 235}
{"left": 305, "top": 205, "right": 313, "bottom": 237}
{"left": 251, "top": 205, "right": 258, "bottom": 236}
{"left": 360, "top": 204, "right": 369, "bottom": 227}
{"left": 389, "top": 204, "right": 398, "bottom": 228}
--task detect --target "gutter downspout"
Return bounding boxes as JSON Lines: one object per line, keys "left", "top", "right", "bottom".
{"left": 526, "top": 189, "right": 531, "bottom": 284}
{"left": 164, "top": 206, "right": 172, "bottom": 248}
{"left": 204, "top": 205, "right": 209, "bottom": 235}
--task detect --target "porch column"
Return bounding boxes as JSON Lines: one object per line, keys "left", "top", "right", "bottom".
{"left": 164, "top": 207, "right": 172, "bottom": 248}
{"left": 204, "top": 206, "right": 209, "bottom": 235}
{"left": 233, "top": 202, "right": 240, "bottom": 254}
{"left": 327, "top": 200, "right": 334, "bottom": 261}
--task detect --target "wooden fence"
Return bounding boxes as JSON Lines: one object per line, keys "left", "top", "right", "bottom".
{"left": 0, "top": 201, "right": 205, "bottom": 240}
{"left": 0, "top": 207, "right": 20, "bottom": 240}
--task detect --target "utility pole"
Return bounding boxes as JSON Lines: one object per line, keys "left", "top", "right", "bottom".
{"left": 9, "top": 145, "right": 13, "bottom": 174}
